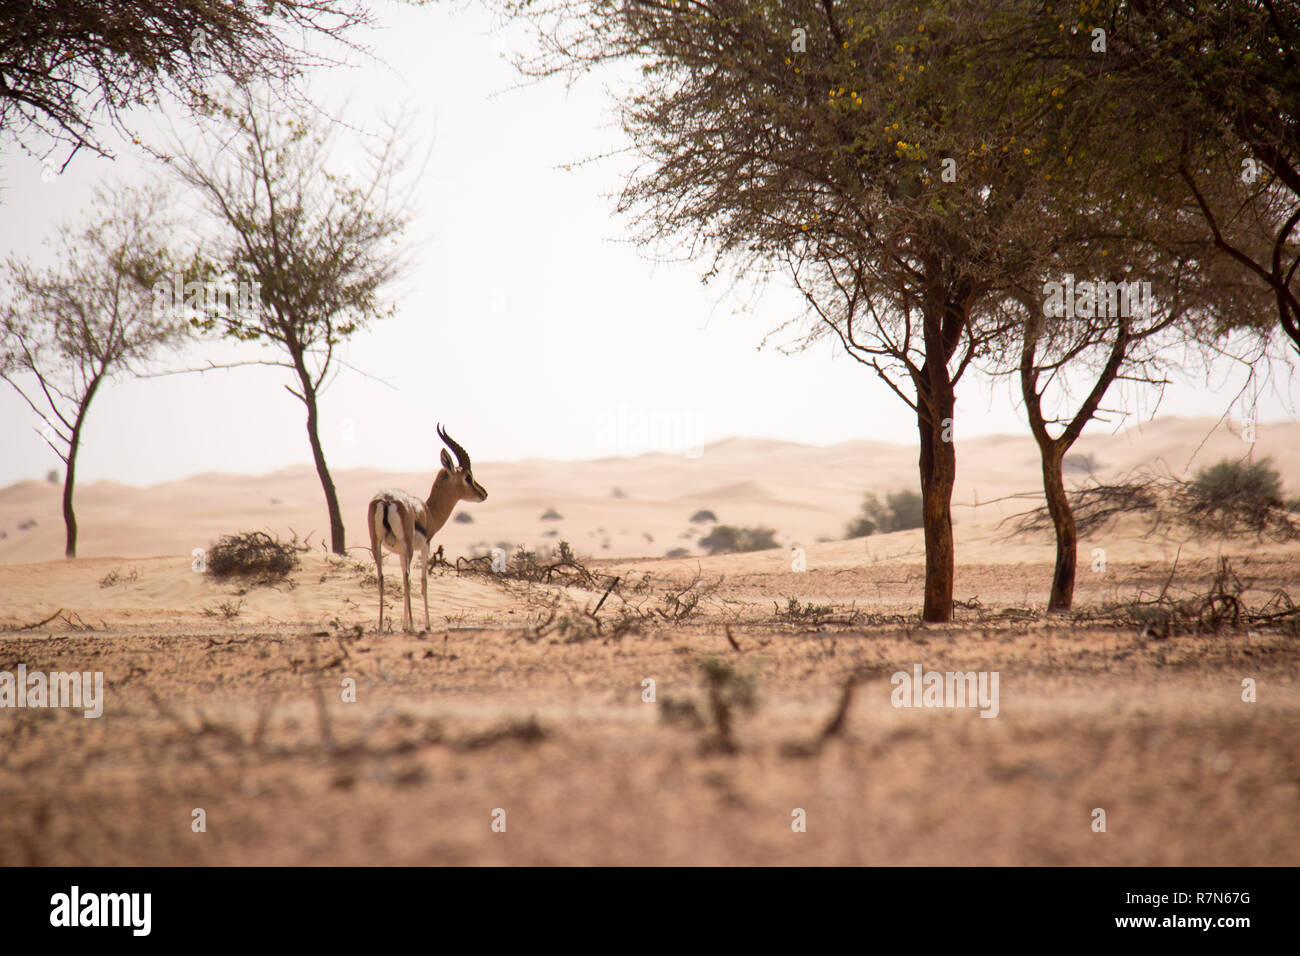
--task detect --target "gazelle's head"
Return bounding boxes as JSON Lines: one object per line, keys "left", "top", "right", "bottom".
{"left": 437, "top": 424, "right": 488, "bottom": 502}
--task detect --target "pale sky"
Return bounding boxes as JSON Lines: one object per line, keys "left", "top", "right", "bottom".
{"left": 0, "top": 2, "right": 1295, "bottom": 487}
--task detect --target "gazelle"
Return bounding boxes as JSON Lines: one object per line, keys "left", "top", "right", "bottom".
{"left": 367, "top": 424, "right": 488, "bottom": 633}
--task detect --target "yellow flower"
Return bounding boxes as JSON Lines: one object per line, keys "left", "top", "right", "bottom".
{"left": 801, "top": 224, "right": 808, "bottom": 231}
{"left": 1023, "top": 147, "right": 1031, "bottom": 154}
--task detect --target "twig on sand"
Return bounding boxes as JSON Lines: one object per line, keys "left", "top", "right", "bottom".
{"left": 724, "top": 624, "right": 741, "bottom": 652}
{"left": 592, "top": 576, "right": 620, "bottom": 616}
{"left": 8, "top": 608, "right": 65, "bottom": 631}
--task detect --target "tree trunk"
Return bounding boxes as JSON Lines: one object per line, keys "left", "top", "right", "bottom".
{"left": 293, "top": 366, "right": 346, "bottom": 554}
{"left": 61, "top": 452, "right": 77, "bottom": 558}
{"left": 912, "top": 281, "right": 967, "bottom": 625}
{"left": 61, "top": 380, "right": 101, "bottom": 558}
{"left": 917, "top": 404, "right": 957, "bottom": 623}
{"left": 1020, "top": 305, "right": 1129, "bottom": 613}
{"left": 1040, "top": 445, "right": 1076, "bottom": 612}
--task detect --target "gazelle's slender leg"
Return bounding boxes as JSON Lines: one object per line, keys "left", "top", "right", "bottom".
{"left": 399, "top": 552, "right": 411, "bottom": 632}
{"left": 420, "top": 542, "right": 430, "bottom": 632}
{"left": 368, "top": 500, "right": 385, "bottom": 634}
{"left": 377, "top": 554, "right": 385, "bottom": 632}
{"left": 399, "top": 507, "right": 416, "bottom": 632}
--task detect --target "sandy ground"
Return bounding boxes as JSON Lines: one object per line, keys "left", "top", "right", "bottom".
{"left": 1, "top": 414, "right": 1297, "bottom": 865}
{"left": 1, "top": 521, "right": 1297, "bottom": 865}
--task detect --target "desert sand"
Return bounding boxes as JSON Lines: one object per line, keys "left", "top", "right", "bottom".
{"left": 0, "top": 415, "right": 1297, "bottom": 866}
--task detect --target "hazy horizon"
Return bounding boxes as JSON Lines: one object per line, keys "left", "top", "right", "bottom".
{"left": 2, "top": 3, "right": 1296, "bottom": 488}
{"left": 1, "top": 412, "right": 1292, "bottom": 492}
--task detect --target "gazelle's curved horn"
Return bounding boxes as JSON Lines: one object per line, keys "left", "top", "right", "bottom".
{"left": 437, "top": 423, "right": 472, "bottom": 471}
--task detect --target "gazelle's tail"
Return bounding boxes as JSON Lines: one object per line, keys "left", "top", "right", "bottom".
{"left": 367, "top": 498, "right": 386, "bottom": 558}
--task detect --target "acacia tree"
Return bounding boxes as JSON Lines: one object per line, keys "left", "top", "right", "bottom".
{"left": 1002, "top": 241, "right": 1264, "bottom": 610}
{"left": 0, "top": 0, "right": 372, "bottom": 164}
{"left": 160, "top": 89, "right": 412, "bottom": 554}
{"left": 0, "top": 185, "right": 188, "bottom": 556}
{"left": 503, "top": 0, "right": 1112, "bottom": 620}
{"left": 970, "top": 1, "right": 1288, "bottom": 609}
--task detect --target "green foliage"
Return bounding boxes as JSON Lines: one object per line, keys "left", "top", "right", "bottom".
{"left": 698, "top": 524, "right": 778, "bottom": 554}
{"left": 847, "top": 489, "right": 924, "bottom": 537}
{"left": 0, "top": 1, "right": 370, "bottom": 160}
{"left": 844, "top": 516, "right": 875, "bottom": 538}
{"left": 171, "top": 90, "right": 410, "bottom": 370}
{"left": 1186, "top": 458, "right": 1284, "bottom": 525}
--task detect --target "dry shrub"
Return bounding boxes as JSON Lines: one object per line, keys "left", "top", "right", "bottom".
{"left": 660, "top": 658, "right": 760, "bottom": 753}
{"left": 447, "top": 540, "right": 605, "bottom": 590}
{"left": 698, "top": 658, "right": 759, "bottom": 753}
{"left": 1086, "top": 555, "right": 1300, "bottom": 637}
{"left": 206, "top": 531, "right": 305, "bottom": 583}
{"left": 774, "top": 597, "right": 863, "bottom": 626}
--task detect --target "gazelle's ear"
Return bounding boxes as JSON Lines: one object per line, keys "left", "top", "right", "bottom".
{"left": 440, "top": 448, "right": 454, "bottom": 470}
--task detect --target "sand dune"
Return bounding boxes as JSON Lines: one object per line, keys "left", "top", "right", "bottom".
{"left": 0, "top": 415, "right": 1296, "bottom": 566}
